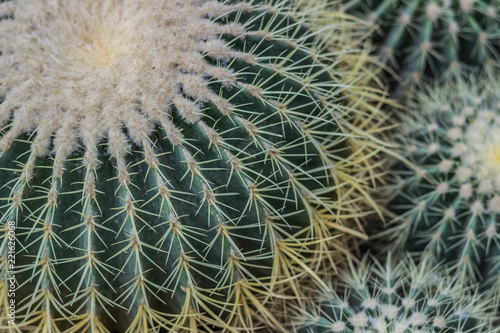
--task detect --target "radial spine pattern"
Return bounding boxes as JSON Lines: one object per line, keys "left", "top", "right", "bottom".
{"left": 0, "top": 0, "right": 390, "bottom": 331}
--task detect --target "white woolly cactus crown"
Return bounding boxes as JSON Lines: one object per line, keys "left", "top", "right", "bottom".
{"left": 0, "top": 0, "right": 392, "bottom": 331}
{"left": 386, "top": 75, "right": 500, "bottom": 297}
{"left": 0, "top": 0, "right": 243, "bottom": 173}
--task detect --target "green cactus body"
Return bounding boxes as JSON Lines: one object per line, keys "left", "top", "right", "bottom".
{"left": 293, "top": 254, "right": 498, "bottom": 333}
{"left": 386, "top": 76, "right": 500, "bottom": 301}
{"left": 0, "top": 0, "right": 390, "bottom": 331}
{"left": 343, "top": 0, "right": 500, "bottom": 86}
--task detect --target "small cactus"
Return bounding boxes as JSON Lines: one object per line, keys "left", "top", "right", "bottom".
{"left": 343, "top": 0, "right": 500, "bottom": 86}
{"left": 0, "top": 0, "right": 391, "bottom": 331}
{"left": 293, "top": 254, "right": 498, "bottom": 333}
{"left": 385, "top": 76, "right": 500, "bottom": 299}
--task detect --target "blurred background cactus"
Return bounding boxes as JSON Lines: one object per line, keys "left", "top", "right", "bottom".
{"left": 385, "top": 76, "right": 500, "bottom": 303}
{"left": 292, "top": 253, "right": 498, "bottom": 333}
{"left": 343, "top": 0, "right": 500, "bottom": 87}
{"left": 0, "top": 0, "right": 393, "bottom": 331}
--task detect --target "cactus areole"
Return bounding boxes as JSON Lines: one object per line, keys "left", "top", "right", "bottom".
{"left": 0, "top": 0, "right": 386, "bottom": 331}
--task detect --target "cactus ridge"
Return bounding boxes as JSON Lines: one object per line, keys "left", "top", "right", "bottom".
{"left": 343, "top": 0, "right": 500, "bottom": 86}
{"left": 0, "top": 0, "right": 391, "bottom": 331}
{"left": 384, "top": 76, "right": 500, "bottom": 303}
{"left": 293, "top": 254, "right": 499, "bottom": 333}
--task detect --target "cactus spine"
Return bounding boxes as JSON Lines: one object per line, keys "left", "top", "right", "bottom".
{"left": 0, "top": 0, "right": 391, "bottom": 331}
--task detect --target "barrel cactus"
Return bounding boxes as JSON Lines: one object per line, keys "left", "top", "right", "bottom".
{"left": 385, "top": 76, "right": 500, "bottom": 302}
{"left": 0, "top": 0, "right": 391, "bottom": 331}
{"left": 343, "top": 0, "right": 500, "bottom": 86}
{"left": 293, "top": 254, "right": 498, "bottom": 332}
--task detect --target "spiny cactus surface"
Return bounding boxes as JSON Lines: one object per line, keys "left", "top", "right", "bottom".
{"left": 343, "top": 0, "right": 500, "bottom": 86}
{"left": 293, "top": 254, "right": 498, "bottom": 333}
{"left": 0, "top": 0, "right": 390, "bottom": 331}
{"left": 386, "top": 76, "right": 500, "bottom": 301}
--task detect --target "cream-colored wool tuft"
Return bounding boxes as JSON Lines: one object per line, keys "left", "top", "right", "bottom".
{"left": 0, "top": 0, "right": 240, "bottom": 167}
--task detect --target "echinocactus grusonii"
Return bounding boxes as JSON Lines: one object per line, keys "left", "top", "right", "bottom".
{"left": 0, "top": 0, "right": 392, "bottom": 331}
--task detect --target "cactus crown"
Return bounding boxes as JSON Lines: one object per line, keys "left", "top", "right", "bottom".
{"left": 385, "top": 76, "right": 500, "bottom": 297}
{"left": 293, "top": 254, "right": 498, "bottom": 333}
{"left": 0, "top": 0, "right": 391, "bottom": 331}
{"left": 0, "top": 0, "right": 247, "bottom": 160}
